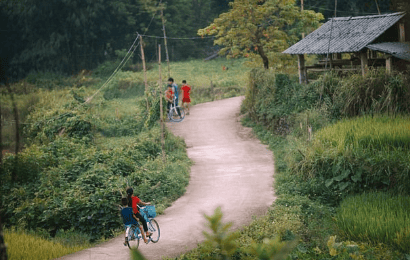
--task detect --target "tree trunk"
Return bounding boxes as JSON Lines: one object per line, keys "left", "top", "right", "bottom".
{"left": 257, "top": 45, "right": 269, "bottom": 69}
{"left": 255, "top": 32, "right": 269, "bottom": 69}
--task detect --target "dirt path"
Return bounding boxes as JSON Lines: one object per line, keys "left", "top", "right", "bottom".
{"left": 60, "top": 96, "right": 275, "bottom": 260}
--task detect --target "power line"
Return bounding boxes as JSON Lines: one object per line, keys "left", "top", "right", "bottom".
{"left": 304, "top": 4, "right": 382, "bottom": 16}
{"left": 140, "top": 34, "right": 214, "bottom": 40}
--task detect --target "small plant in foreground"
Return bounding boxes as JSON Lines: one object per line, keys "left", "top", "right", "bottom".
{"left": 202, "top": 207, "right": 239, "bottom": 260}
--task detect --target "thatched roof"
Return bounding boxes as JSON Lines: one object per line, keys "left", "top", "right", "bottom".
{"left": 367, "top": 42, "right": 410, "bottom": 61}
{"left": 283, "top": 12, "right": 405, "bottom": 55}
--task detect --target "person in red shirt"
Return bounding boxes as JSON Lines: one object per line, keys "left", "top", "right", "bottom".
{"left": 181, "top": 80, "right": 191, "bottom": 115}
{"left": 126, "top": 187, "right": 152, "bottom": 242}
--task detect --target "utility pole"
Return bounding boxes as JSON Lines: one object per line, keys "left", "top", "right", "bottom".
{"left": 334, "top": 0, "right": 337, "bottom": 17}
{"left": 158, "top": 44, "right": 166, "bottom": 163}
{"left": 375, "top": 0, "right": 381, "bottom": 15}
{"left": 140, "top": 35, "right": 149, "bottom": 110}
{"left": 161, "top": 8, "right": 171, "bottom": 78}
{"left": 301, "top": 0, "right": 305, "bottom": 38}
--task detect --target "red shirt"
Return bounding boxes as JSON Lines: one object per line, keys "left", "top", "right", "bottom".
{"left": 131, "top": 195, "right": 141, "bottom": 214}
{"left": 165, "top": 89, "right": 174, "bottom": 100}
{"left": 181, "top": 85, "right": 191, "bottom": 98}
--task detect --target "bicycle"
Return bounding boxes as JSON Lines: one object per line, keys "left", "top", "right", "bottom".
{"left": 168, "top": 96, "right": 185, "bottom": 122}
{"left": 124, "top": 205, "right": 160, "bottom": 249}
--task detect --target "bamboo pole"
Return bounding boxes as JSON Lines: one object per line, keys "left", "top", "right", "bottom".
{"left": 161, "top": 9, "right": 171, "bottom": 78}
{"left": 158, "top": 45, "right": 166, "bottom": 163}
{"left": 140, "top": 35, "right": 149, "bottom": 110}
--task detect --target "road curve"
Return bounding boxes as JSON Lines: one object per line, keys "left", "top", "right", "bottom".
{"left": 60, "top": 96, "right": 275, "bottom": 260}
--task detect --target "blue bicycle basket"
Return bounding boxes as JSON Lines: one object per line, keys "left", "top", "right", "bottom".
{"left": 141, "top": 205, "right": 156, "bottom": 218}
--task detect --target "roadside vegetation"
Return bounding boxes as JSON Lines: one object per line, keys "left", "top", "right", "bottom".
{"left": 171, "top": 68, "right": 410, "bottom": 260}
{"left": 1, "top": 57, "right": 247, "bottom": 260}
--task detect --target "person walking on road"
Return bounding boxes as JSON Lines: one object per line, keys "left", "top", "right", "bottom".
{"left": 181, "top": 80, "right": 191, "bottom": 115}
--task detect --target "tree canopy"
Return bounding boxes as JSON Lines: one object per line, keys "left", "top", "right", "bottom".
{"left": 198, "top": 0, "right": 323, "bottom": 69}
{"left": 0, "top": 0, "right": 405, "bottom": 78}
{"left": 0, "top": 0, "right": 231, "bottom": 80}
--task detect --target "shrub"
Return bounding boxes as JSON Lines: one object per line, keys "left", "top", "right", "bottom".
{"left": 322, "top": 69, "right": 410, "bottom": 118}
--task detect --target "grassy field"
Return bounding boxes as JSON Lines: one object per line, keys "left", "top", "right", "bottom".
{"left": 4, "top": 229, "right": 92, "bottom": 260}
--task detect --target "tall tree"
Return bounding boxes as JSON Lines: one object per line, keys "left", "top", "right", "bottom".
{"left": 198, "top": 0, "right": 323, "bottom": 69}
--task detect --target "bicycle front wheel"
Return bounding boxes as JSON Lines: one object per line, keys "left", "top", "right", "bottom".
{"left": 148, "top": 218, "right": 160, "bottom": 243}
{"left": 127, "top": 225, "right": 140, "bottom": 249}
{"left": 169, "top": 106, "right": 185, "bottom": 122}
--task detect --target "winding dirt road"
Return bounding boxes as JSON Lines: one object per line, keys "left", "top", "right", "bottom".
{"left": 60, "top": 96, "right": 275, "bottom": 260}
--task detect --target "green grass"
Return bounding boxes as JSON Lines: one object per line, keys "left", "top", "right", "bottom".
{"left": 336, "top": 192, "right": 410, "bottom": 253}
{"left": 104, "top": 57, "right": 249, "bottom": 104}
{"left": 127, "top": 57, "right": 248, "bottom": 88}
{"left": 315, "top": 115, "right": 410, "bottom": 152}
{"left": 4, "top": 229, "right": 91, "bottom": 260}
{"left": 238, "top": 116, "right": 410, "bottom": 259}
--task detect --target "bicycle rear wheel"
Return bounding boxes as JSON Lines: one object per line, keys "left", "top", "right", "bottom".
{"left": 169, "top": 106, "right": 185, "bottom": 122}
{"left": 148, "top": 218, "right": 160, "bottom": 243}
{"left": 127, "top": 225, "right": 140, "bottom": 249}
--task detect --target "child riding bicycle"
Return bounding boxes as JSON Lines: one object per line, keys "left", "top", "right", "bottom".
{"left": 126, "top": 187, "right": 152, "bottom": 240}
{"left": 120, "top": 197, "right": 149, "bottom": 245}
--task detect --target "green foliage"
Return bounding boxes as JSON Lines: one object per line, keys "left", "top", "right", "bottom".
{"left": 240, "top": 68, "right": 410, "bottom": 258}
{"left": 198, "top": 0, "right": 323, "bottom": 69}
{"left": 174, "top": 207, "right": 298, "bottom": 260}
{"left": 202, "top": 207, "right": 239, "bottom": 260}
{"left": 292, "top": 115, "right": 410, "bottom": 203}
{"left": 242, "top": 69, "right": 410, "bottom": 137}
{"left": 320, "top": 70, "right": 410, "bottom": 118}
{"left": 1, "top": 127, "right": 190, "bottom": 241}
{"left": 242, "top": 69, "right": 320, "bottom": 134}
{"left": 239, "top": 116, "right": 409, "bottom": 259}
{"left": 1, "top": 68, "right": 192, "bottom": 244}
{"left": 336, "top": 192, "right": 410, "bottom": 253}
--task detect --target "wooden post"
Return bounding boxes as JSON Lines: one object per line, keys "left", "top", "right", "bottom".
{"left": 161, "top": 9, "right": 171, "bottom": 78}
{"left": 297, "top": 54, "right": 307, "bottom": 84}
{"left": 158, "top": 44, "right": 166, "bottom": 163}
{"left": 210, "top": 80, "right": 214, "bottom": 101}
{"left": 140, "top": 35, "right": 149, "bottom": 110}
{"left": 360, "top": 51, "right": 368, "bottom": 77}
{"left": 386, "top": 55, "right": 393, "bottom": 74}
{"left": 399, "top": 23, "right": 405, "bottom": 43}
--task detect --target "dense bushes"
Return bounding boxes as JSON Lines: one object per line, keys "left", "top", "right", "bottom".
{"left": 1, "top": 87, "right": 191, "bottom": 242}
{"left": 1, "top": 127, "right": 190, "bottom": 241}
{"left": 242, "top": 68, "right": 410, "bottom": 134}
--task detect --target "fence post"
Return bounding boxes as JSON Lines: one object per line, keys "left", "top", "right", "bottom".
{"left": 140, "top": 35, "right": 149, "bottom": 110}
{"left": 158, "top": 45, "right": 166, "bottom": 163}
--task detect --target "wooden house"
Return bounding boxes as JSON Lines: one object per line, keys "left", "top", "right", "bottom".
{"left": 283, "top": 12, "right": 409, "bottom": 84}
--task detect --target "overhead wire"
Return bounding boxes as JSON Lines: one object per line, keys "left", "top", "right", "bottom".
{"left": 140, "top": 34, "right": 214, "bottom": 40}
